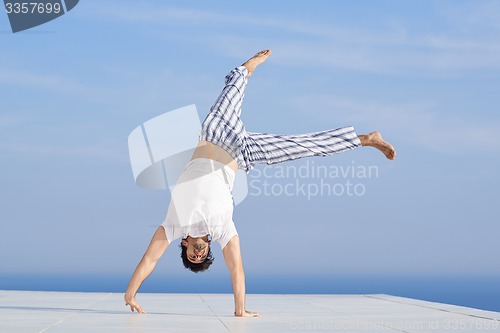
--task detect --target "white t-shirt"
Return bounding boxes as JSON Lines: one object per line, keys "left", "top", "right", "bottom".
{"left": 161, "top": 158, "right": 238, "bottom": 248}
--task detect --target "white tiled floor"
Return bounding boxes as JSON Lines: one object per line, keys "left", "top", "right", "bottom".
{"left": 1, "top": 290, "right": 499, "bottom": 332}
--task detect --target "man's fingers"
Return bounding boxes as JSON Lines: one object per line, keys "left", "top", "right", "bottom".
{"left": 133, "top": 304, "right": 146, "bottom": 314}
{"left": 125, "top": 299, "right": 146, "bottom": 314}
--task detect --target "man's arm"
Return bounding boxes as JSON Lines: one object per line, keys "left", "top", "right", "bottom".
{"left": 222, "top": 236, "right": 260, "bottom": 317}
{"left": 124, "top": 226, "right": 169, "bottom": 313}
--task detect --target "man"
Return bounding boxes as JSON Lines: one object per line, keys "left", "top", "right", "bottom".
{"left": 124, "top": 50, "right": 396, "bottom": 317}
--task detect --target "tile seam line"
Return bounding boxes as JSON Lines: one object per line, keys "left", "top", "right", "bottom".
{"left": 363, "top": 295, "right": 500, "bottom": 322}
{"left": 297, "top": 295, "right": 409, "bottom": 333}
{"left": 38, "top": 292, "right": 113, "bottom": 333}
{"left": 198, "top": 294, "right": 231, "bottom": 332}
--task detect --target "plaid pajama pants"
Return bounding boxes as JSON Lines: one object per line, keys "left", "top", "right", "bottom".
{"left": 200, "top": 66, "right": 362, "bottom": 172}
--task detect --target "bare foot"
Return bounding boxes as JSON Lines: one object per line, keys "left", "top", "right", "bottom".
{"left": 358, "top": 131, "right": 396, "bottom": 160}
{"left": 242, "top": 50, "right": 272, "bottom": 78}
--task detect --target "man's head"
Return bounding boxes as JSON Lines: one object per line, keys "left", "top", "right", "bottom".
{"left": 180, "top": 236, "right": 214, "bottom": 273}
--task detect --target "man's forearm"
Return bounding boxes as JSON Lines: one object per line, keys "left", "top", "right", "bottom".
{"left": 231, "top": 268, "right": 246, "bottom": 315}
{"left": 125, "top": 257, "right": 157, "bottom": 297}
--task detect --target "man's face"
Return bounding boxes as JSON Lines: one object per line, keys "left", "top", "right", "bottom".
{"left": 182, "top": 237, "right": 210, "bottom": 264}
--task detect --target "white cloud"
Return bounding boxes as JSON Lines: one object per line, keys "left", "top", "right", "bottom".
{"left": 0, "top": 67, "right": 98, "bottom": 96}
{"left": 291, "top": 93, "right": 500, "bottom": 155}
{"left": 0, "top": 141, "right": 126, "bottom": 161}
{"left": 0, "top": 114, "right": 35, "bottom": 128}
{"left": 444, "top": 0, "right": 500, "bottom": 32}
{"left": 79, "top": 1, "right": 500, "bottom": 75}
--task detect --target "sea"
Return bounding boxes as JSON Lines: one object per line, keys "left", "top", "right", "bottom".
{"left": 1, "top": 274, "right": 499, "bottom": 313}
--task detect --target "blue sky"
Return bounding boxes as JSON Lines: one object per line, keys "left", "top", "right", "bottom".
{"left": 1, "top": 0, "right": 499, "bottom": 289}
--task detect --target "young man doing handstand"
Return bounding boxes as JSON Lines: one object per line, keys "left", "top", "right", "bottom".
{"left": 124, "top": 50, "right": 396, "bottom": 317}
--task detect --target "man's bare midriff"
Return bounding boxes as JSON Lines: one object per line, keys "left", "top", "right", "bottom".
{"left": 191, "top": 141, "right": 238, "bottom": 173}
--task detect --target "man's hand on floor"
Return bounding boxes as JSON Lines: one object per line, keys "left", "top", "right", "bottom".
{"left": 124, "top": 294, "right": 146, "bottom": 314}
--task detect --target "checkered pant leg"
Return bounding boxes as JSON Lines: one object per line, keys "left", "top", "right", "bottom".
{"left": 200, "top": 66, "right": 362, "bottom": 172}
{"left": 243, "top": 127, "right": 362, "bottom": 167}
{"left": 200, "top": 67, "right": 247, "bottom": 141}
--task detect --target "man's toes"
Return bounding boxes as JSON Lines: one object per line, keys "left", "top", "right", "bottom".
{"left": 387, "top": 148, "right": 396, "bottom": 160}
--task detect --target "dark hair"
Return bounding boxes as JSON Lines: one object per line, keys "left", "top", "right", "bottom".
{"left": 179, "top": 242, "right": 214, "bottom": 273}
